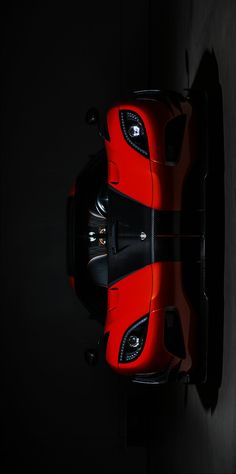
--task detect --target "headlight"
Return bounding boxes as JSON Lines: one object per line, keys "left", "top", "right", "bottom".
{"left": 120, "top": 110, "right": 149, "bottom": 157}
{"left": 119, "top": 315, "right": 148, "bottom": 363}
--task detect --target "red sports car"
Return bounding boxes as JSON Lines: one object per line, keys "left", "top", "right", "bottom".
{"left": 67, "top": 90, "right": 208, "bottom": 384}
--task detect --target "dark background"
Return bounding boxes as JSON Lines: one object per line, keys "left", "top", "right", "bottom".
{"left": 1, "top": 1, "right": 235, "bottom": 473}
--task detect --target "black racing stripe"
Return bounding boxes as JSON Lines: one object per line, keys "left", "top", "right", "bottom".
{"left": 108, "top": 187, "right": 204, "bottom": 285}
{"left": 108, "top": 188, "right": 152, "bottom": 285}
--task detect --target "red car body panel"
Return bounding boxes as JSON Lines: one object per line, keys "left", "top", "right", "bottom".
{"left": 106, "top": 99, "right": 196, "bottom": 210}
{"left": 105, "top": 260, "right": 195, "bottom": 375}
{"left": 104, "top": 95, "right": 198, "bottom": 376}
{"left": 68, "top": 91, "right": 204, "bottom": 382}
{"left": 106, "top": 108, "right": 153, "bottom": 208}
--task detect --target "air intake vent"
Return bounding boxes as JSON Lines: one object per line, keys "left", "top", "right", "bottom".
{"left": 164, "top": 307, "right": 186, "bottom": 359}
{"left": 165, "top": 114, "right": 186, "bottom": 165}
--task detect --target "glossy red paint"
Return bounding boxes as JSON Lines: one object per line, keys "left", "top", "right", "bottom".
{"left": 105, "top": 262, "right": 195, "bottom": 375}
{"left": 104, "top": 95, "right": 197, "bottom": 376}
{"left": 106, "top": 106, "right": 153, "bottom": 208}
{"left": 105, "top": 98, "right": 196, "bottom": 210}
{"left": 68, "top": 93, "right": 199, "bottom": 380}
{"left": 105, "top": 265, "right": 153, "bottom": 372}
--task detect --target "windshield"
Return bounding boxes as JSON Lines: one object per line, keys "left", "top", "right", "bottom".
{"left": 73, "top": 150, "right": 108, "bottom": 321}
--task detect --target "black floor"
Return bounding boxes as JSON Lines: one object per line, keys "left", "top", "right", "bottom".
{"left": 1, "top": 2, "right": 235, "bottom": 473}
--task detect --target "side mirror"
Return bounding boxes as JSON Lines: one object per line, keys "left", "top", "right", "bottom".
{"left": 84, "top": 348, "right": 99, "bottom": 366}
{"left": 85, "top": 107, "right": 110, "bottom": 142}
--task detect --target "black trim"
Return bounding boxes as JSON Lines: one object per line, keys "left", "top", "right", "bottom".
{"left": 108, "top": 187, "right": 152, "bottom": 285}
{"left": 68, "top": 150, "right": 108, "bottom": 321}
{"left": 132, "top": 368, "right": 170, "bottom": 385}
{"left": 119, "top": 110, "right": 149, "bottom": 158}
{"left": 108, "top": 187, "right": 204, "bottom": 285}
{"left": 119, "top": 315, "right": 149, "bottom": 363}
{"left": 131, "top": 362, "right": 183, "bottom": 384}
{"left": 165, "top": 114, "right": 187, "bottom": 165}
{"left": 132, "top": 89, "right": 187, "bottom": 114}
